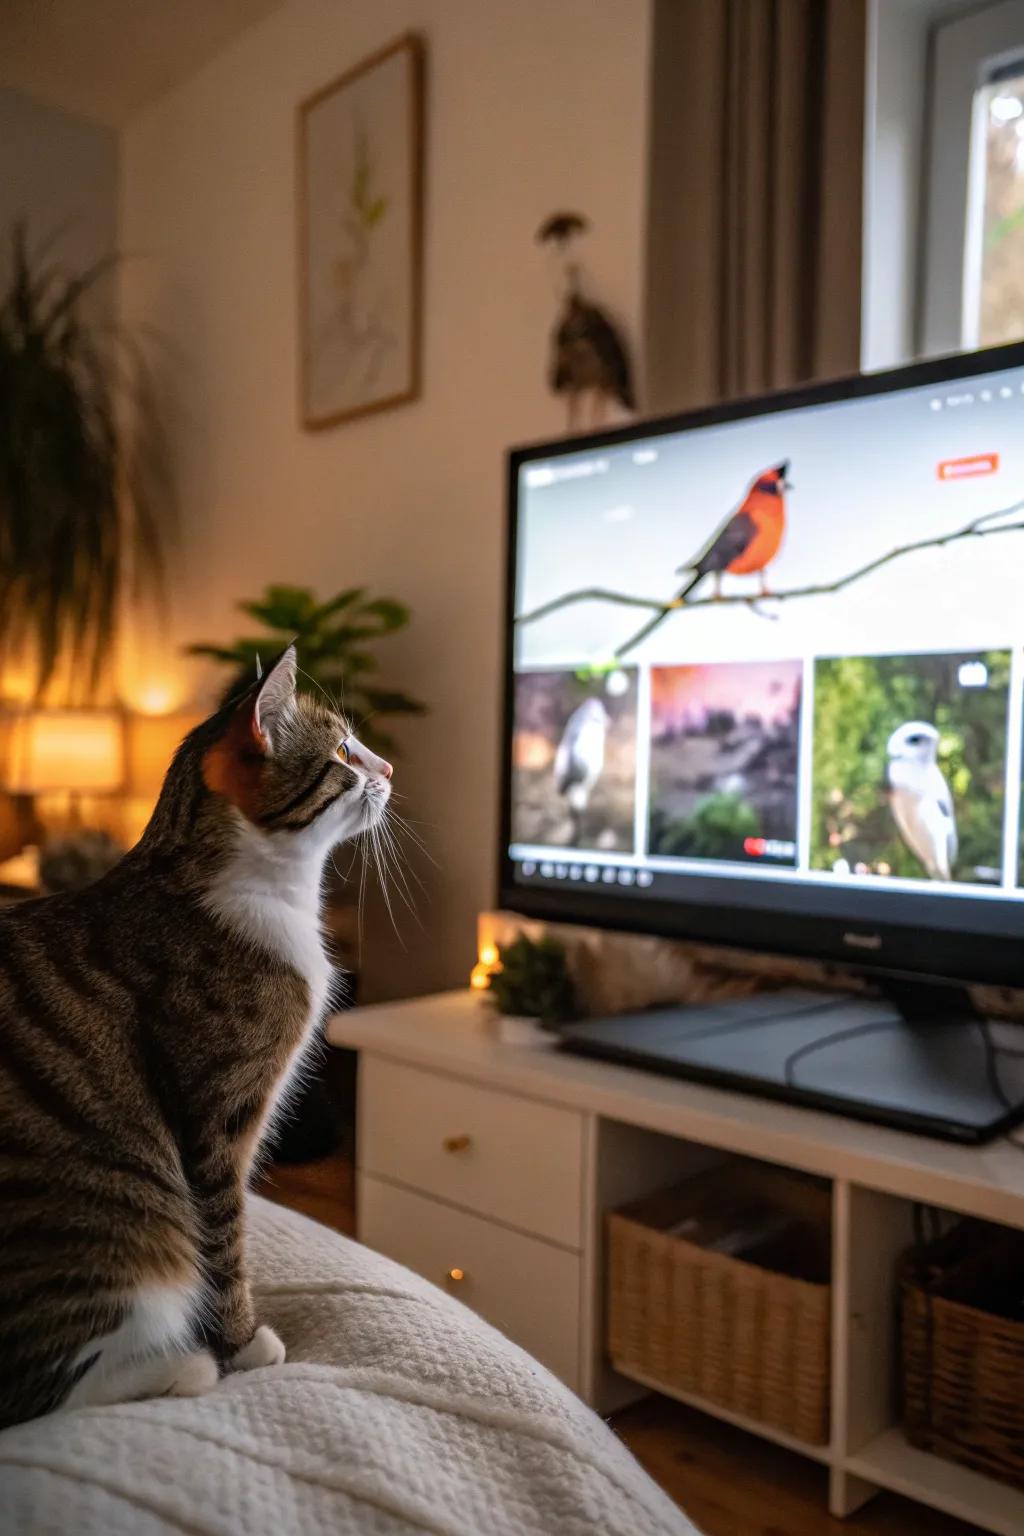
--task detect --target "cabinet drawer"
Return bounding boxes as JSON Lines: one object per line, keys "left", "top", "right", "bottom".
{"left": 359, "top": 1057, "right": 584, "bottom": 1247}
{"left": 358, "top": 1173, "right": 580, "bottom": 1389}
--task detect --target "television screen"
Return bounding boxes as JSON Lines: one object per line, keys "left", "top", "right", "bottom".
{"left": 502, "top": 345, "right": 1024, "bottom": 975}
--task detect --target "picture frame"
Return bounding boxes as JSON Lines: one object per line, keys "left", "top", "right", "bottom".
{"left": 297, "top": 34, "right": 424, "bottom": 430}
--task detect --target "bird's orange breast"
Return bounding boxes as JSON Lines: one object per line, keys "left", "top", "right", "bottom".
{"left": 728, "top": 501, "right": 785, "bottom": 574}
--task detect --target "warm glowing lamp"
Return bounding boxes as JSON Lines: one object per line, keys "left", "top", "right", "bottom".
{"left": 132, "top": 682, "right": 180, "bottom": 717}
{"left": 469, "top": 937, "right": 504, "bottom": 993}
{"left": 125, "top": 710, "right": 204, "bottom": 799}
{"left": 0, "top": 710, "right": 125, "bottom": 795}
{"left": 0, "top": 710, "right": 125, "bottom": 877}
{"left": 469, "top": 913, "right": 506, "bottom": 992}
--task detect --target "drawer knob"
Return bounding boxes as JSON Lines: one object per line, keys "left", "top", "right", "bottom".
{"left": 443, "top": 1134, "right": 472, "bottom": 1153}
{"left": 445, "top": 1267, "right": 467, "bottom": 1285}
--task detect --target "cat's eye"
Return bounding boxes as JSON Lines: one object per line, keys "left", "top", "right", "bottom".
{"left": 338, "top": 741, "right": 350, "bottom": 763}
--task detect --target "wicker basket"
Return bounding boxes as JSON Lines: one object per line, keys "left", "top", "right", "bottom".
{"left": 607, "top": 1161, "right": 831, "bottom": 1445}
{"left": 901, "top": 1221, "right": 1024, "bottom": 1489}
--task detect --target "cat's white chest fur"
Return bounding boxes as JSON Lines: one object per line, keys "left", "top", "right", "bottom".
{"left": 204, "top": 812, "right": 333, "bottom": 1024}
{"left": 203, "top": 813, "right": 339, "bottom": 1155}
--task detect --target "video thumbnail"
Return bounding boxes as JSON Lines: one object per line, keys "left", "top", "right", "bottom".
{"left": 811, "top": 650, "right": 1010, "bottom": 884}
{"left": 648, "top": 661, "right": 802, "bottom": 865}
{"left": 510, "top": 668, "right": 638, "bottom": 851}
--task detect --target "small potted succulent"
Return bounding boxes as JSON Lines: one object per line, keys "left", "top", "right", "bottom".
{"left": 488, "top": 934, "right": 579, "bottom": 1031}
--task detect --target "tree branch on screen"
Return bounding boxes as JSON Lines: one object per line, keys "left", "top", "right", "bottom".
{"left": 514, "top": 498, "right": 1024, "bottom": 660}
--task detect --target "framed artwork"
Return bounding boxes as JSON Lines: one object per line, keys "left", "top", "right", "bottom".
{"left": 297, "top": 34, "right": 424, "bottom": 430}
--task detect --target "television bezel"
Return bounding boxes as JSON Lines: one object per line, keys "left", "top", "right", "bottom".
{"left": 498, "top": 339, "right": 1024, "bottom": 991}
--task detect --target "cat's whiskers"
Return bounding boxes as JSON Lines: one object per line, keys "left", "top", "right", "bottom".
{"left": 381, "top": 805, "right": 437, "bottom": 873}
{"left": 364, "top": 821, "right": 412, "bottom": 945}
{"left": 354, "top": 820, "right": 371, "bottom": 959}
{"left": 372, "top": 819, "right": 423, "bottom": 923}
{"left": 376, "top": 809, "right": 428, "bottom": 902}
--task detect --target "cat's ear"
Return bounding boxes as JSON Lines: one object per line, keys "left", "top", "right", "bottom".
{"left": 203, "top": 645, "right": 298, "bottom": 809}
{"left": 250, "top": 644, "right": 297, "bottom": 751}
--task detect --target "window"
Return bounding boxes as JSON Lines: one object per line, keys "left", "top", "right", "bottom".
{"left": 964, "top": 61, "right": 1024, "bottom": 348}
{"left": 922, "top": 0, "right": 1024, "bottom": 357}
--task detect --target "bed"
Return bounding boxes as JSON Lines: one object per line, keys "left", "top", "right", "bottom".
{"left": 0, "top": 1195, "right": 697, "bottom": 1535}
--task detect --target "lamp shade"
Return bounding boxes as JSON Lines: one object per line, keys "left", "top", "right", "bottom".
{"left": 0, "top": 710, "right": 125, "bottom": 794}
{"left": 125, "top": 710, "right": 204, "bottom": 799}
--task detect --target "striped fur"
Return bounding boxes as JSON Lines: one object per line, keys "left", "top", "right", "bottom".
{"left": 0, "top": 647, "right": 392, "bottom": 1427}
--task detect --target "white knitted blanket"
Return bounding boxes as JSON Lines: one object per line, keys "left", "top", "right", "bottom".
{"left": 0, "top": 1196, "right": 697, "bottom": 1535}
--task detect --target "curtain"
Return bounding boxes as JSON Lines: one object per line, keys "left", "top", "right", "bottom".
{"left": 644, "top": 0, "right": 867, "bottom": 412}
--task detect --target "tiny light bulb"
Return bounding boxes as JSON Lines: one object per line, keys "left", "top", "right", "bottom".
{"left": 479, "top": 944, "right": 498, "bottom": 967}
{"left": 140, "top": 685, "right": 173, "bottom": 714}
{"left": 470, "top": 963, "right": 491, "bottom": 991}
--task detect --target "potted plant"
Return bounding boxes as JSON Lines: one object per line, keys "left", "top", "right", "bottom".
{"left": 489, "top": 935, "right": 579, "bottom": 1027}
{"left": 0, "top": 225, "right": 170, "bottom": 705}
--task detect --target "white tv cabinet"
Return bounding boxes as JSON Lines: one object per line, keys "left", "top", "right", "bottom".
{"left": 328, "top": 990, "right": 1024, "bottom": 1534}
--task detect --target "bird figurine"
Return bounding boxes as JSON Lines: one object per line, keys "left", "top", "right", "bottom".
{"left": 554, "top": 697, "right": 609, "bottom": 839}
{"left": 886, "top": 721, "right": 957, "bottom": 881}
{"left": 675, "top": 462, "right": 792, "bottom": 602}
{"left": 537, "top": 211, "right": 635, "bottom": 431}
{"left": 537, "top": 212, "right": 588, "bottom": 251}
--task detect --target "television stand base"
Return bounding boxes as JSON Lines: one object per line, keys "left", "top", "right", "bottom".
{"left": 555, "top": 987, "right": 1024, "bottom": 1144}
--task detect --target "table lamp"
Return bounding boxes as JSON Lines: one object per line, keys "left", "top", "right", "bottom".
{"left": 0, "top": 709, "right": 125, "bottom": 797}
{"left": 0, "top": 708, "right": 125, "bottom": 861}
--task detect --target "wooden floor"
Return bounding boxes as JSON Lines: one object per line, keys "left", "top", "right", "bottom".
{"left": 256, "top": 1145, "right": 356, "bottom": 1235}
{"left": 256, "top": 1150, "right": 979, "bottom": 1536}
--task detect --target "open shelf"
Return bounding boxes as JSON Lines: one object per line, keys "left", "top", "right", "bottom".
{"left": 846, "top": 1427, "right": 1024, "bottom": 1536}
{"left": 612, "top": 1360, "right": 833, "bottom": 1466}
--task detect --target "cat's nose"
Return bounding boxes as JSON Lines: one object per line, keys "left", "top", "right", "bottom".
{"left": 347, "top": 736, "right": 393, "bottom": 780}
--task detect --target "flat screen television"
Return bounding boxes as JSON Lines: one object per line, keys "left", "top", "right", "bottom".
{"left": 499, "top": 342, "right": 1024, "bottom": 1142}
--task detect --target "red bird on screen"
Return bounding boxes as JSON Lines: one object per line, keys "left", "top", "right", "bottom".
{"left": 676, "top": 461, "right": 792, "bottom": 601}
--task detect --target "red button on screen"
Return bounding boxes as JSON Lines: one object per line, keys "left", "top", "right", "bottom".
{"left": 937, "top": 453, "right": 999, "bottom": 480}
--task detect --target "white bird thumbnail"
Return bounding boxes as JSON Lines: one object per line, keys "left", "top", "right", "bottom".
{"left": 554, "top": 698, "right": 609, "bottom": 817}
{"left": 886, "top": 721, "right": 957, "bottom": 881}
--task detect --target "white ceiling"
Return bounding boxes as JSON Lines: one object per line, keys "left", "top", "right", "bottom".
{"left": 0, "top": 0, "right": 285, "bottom": 128}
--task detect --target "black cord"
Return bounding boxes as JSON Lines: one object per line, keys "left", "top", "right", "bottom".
{"left": 782, "top": 1011, "right": 1024, "bottom": 1151}
{"left": 782, "top": 1018, "right": 900, "bottom": 1086}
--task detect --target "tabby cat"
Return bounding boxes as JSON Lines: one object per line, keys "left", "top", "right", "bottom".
{"left": 0, "top": 645, "right": 393, "bottom": 1427}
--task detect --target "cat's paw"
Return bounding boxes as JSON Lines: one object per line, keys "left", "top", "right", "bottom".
{"left": 167, "top": 1349, "right": 220, "bottom": 1397}
{"left": 231, "top": 1324, "right": 286, "bottom": 1371}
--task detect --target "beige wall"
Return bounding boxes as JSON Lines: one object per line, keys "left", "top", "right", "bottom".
{"left": 0, "top": 85, "right": 117, "bottom": 304}
{"left": 119, "top": 0, "right": 652, "bottom": 1000}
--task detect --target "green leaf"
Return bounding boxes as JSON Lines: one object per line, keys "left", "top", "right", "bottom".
{"left": 365, "top": 196, "right": 388, "bottom": 228}
{"left": 311, "top": 587, "right": 366, "bottom": 624}
{"left": 319, "top": 623, "right": 382, "bottom": 645}
{"left": 238, "top": 584, "right": 317, "bottom": 630}
{"left": 360, "top": 598, "right": 409, "bottom": 629}
{"left": 986, "top": 203, "right": 1024, "bottom": 250}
